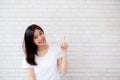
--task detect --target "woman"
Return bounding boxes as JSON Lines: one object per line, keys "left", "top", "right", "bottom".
{"left": 22, "top": 24, "right": 68, "bottom": 80}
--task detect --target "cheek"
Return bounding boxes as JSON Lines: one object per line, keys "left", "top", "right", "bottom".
{"left": 33, "top": 39, "right": 37, "bottom": 44}
{"left": 42, "top": 34, "right": 46, "bottom": 39}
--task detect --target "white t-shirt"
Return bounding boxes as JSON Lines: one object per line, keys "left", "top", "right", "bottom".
{"left": 22, "top": 45, "right": 63, "bottom": 80}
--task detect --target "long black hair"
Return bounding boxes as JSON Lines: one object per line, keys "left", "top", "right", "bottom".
{"left": 23, "top": 24, "right": 44, "bottom": 65}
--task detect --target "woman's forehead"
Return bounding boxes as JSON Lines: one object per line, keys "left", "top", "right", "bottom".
{"left": 34, "top": 29, "right": 42, "bottom": 35}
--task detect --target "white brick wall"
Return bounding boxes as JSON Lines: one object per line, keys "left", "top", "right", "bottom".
{"left": 0, "top": 0, "right": 120, "bottom": 80}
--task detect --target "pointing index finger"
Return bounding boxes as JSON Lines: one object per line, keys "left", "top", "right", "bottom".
{"left": 63, "top": 35, "right": 66, "bottom": 43}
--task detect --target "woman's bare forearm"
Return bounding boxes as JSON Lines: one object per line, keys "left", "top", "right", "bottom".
{"left": 61, "top": 52, "right": 67, "bottom": 74}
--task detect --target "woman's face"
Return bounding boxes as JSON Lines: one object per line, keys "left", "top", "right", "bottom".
{"left": 33, "top": 29, "right": 46, "bottom": 46}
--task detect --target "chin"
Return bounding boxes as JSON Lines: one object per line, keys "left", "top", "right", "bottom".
{"left": 38, "top": 43, "right": 46, "bottom": 46}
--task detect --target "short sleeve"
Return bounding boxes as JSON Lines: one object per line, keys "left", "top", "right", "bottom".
{"left": 57, "top": 46, "right": 63, "bottom": 59}
{"left": 21, "top": 58, "right": 34, "bottom": 68}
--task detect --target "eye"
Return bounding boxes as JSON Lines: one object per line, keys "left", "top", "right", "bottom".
{"left": 34, "top": 36, "right": 38, "bottom": 39}
{"left": 39, "top": 32, "right": 43, "bottom": 35}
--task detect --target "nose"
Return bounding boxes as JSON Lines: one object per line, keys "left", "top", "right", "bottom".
{"left": 38, "top": 35, "right": 42, "bottom": 41}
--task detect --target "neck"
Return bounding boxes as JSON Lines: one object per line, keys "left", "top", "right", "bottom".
{"left": 37, "top": 45, "right": 48, "bottom": 51}
{"left": 37, "top": 44, "right": 49, "bottom": 57}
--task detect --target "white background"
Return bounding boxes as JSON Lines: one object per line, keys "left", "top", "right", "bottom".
{"left": 0, "top": 0, "right": 120, "bottom": 80}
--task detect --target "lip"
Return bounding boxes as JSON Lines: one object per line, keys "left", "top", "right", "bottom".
{"left": 38, "top": 40, "right": 44, "bottom": 43}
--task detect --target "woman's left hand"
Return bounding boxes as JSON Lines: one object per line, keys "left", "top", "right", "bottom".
{"left": 61, "top": 36, "right": 69, "bottom": 53}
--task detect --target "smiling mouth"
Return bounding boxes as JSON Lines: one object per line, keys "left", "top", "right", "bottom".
{"left": 38, "top": 40, "right": 45, "bottom": 43}
{"left": 38, "top": 41, "right": 43, "bottom": 43}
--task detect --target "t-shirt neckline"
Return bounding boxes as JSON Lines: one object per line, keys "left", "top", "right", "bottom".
{"left": 36, "top": 45, "right": 50, "bottom": 59}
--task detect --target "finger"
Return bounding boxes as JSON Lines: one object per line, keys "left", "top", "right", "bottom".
{"left": 63, "top": 35, "right": 66, "bottom": 43}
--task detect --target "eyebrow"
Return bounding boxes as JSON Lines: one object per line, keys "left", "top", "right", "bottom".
{"left": 34, "top": 31, "right": 43, "bottom": 36}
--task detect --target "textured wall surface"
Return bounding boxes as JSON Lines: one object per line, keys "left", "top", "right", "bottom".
{"left": 0, "top": 0, "right": 120, "bottom": 80}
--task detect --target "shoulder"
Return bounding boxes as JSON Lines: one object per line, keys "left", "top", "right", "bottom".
{"left": 49, "top": 44, "right": 61, "bottom": 51}
{"left": 48, "top": 44, "right": 63, "bottom": 58}
{"left": 21, "top": 58, "right": 35, "bottom": 68}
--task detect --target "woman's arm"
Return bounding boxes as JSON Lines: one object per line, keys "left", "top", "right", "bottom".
{"left": 57, "top": 36, "right": 69, "bottom": 74}
{"left": 57, "top": 52, "right": 68, "bottom": 74}
{"left": 26, "top": 68, "right": 35, "bottom": 80}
